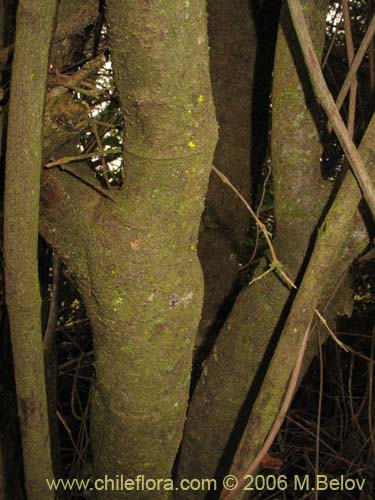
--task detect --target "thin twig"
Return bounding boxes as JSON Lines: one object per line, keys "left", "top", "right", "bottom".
{"left": 58, "top": 164, "right": 117, "bottom": 202}
{"left": 315, "top": 334, "right": 323, "bottom": 500}
{"left": 70, "top": 355, "right": 84, "bottom": 421}
{"left": 44, "top": 148, "right": 122, "bottom": 168}
{"left": 43, "top": 253, "right": 62, "bottom": 351}
{"left": 285, "top": 415, "right": 353, "bottom": 466}
{"left": 368, "top": 0, "right": 375, "bottom": 93}
{"left": 348, "top": 358, "right": 366, "bottom": 440}
{"left": 368, "top": 327, "right": 375, "bottom": 461}
{"left": 329, "top": 14, "right": 375, "bottom": 134}
{"left": 248, "top": 266, "right": 274, "bottom": 287}
{"left": 286, "top": 0, "right": 375, "bottom": 217}
{"left": 211, "top": 165, "right": 296, "bottom": 289}
{"left": 241, "top": 161, "right": 272, "bottom": 270}
{"left": 342, "top": 0, "right": 358, "bottom": 138}
{"left": 314, "top": 309, "right": 349, "bottom": 352}
{"left": 322, "top": 11, "right": 343, "bottom": 69}
{"left": 89, "top": 116, "right": 111, "bottom": 188}
{"left": 56, "top": 410, "right": 82, "bottom": 460}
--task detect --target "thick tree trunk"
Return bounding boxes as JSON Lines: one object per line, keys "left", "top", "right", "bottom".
{"left": 176, "top": 1, "right": 329, "bottom": 491}
{"left": 41, "top": 1, "right": 218, "bottom": 498}
{"left": 3, "top": 1, "right": 57, "bottom": 498}
{"left": 196, "top": 0, "right": 256, "bottom": 353}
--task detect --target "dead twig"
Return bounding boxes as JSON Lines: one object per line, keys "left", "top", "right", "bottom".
{"left": 211, "top": 165, "right": 296, "bottom": 290}
{"left": 342, "top": 0, "right": 358, "bottom": 138}
{"left": 89, "top": 116, "right": 111, "bottom": 188}
{"left": 44, "top": 148, "right": 122, "bottom": 168}
{"left": 314, "top": 309, "right": 349, "bottom": 352}
{"left": 329, "top": 13, "right": 375, "bottom": 134}
{"left": 314, "top": 334, "right": 324, "bottom": 500}
{"left": 43, "top": 253, "right": 62, "bottom": 352}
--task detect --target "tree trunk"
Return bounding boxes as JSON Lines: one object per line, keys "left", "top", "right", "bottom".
{"left": 176, "top": 0, "right": 329, "bottom": 490}
{"left": 196, "top": 0, "right": 256, "bottom": 355}
{"left": 3, "top": 1, "right": 57, "bottom": 498}
{"left": 40, "top": 1, "right": 218, "bottom": 497}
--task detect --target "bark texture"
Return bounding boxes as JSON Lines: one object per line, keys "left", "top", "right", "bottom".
{"left": 196, "top": 0, "right": 256, "bottom": 352}
{"left": 227, "top": 113, "right": 375, "bottom": 483}
{"left": 176, "top": 1, "right": 329, "bottom": 491}
{"left": 272, "top": 0, "right": 330, "bottom": 268}
{"left": 40, "top": 1, "right": 218, "bottom": 498}
{"left": 3, "top": 1, "right": 57, "bottom": 498}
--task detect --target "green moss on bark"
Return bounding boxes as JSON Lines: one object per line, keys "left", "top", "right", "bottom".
{"left": 176, "top": 1, "right": 329, "bottom": 490}
{"left": 228, "top": 101, "right": 375, "bottom": 483}
{"left": 3, "top": 1, "right": 57, "bottom": 498}
{"left": 272, "top": 0, "right": 329, "bottom": 269}
{"left": 55, "top": 1, "right": 220, "bottom": 497}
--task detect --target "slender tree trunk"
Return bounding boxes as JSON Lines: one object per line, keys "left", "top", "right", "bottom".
{"left": 3, "top": 1, "right": 57, "bottom": 498}
{"left": 40, "top": 1, "right": 218, "bottom": 497}
{"left": 176, "top": 1, "right": 329, "bottom": 490}
{"left": 196, "top": 0, "right": 256, "bottom": 354}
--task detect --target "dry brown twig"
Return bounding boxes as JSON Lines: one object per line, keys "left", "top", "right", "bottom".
{"left": 342, "top": 0, "right": 358, "bottom": 138}
{"left": 43, "top": 253, "right": 62, "bottom": 352}
{"left": 314, "top": 309, "right": 349, "bottom": 352}
{"left": 89, "top": 116, "right": 111, "bottom": 189}
{"left": 322, "top": 11, "right": 343, "bottom": 69}
{"left": 211, "top": 165, "right": 296, "bottom": 289}
{"left": 315, "top": 333, "right": 324, "bottom": 500}
{"left": 44, "top": 148, "right": 122, "bottom": 168}
{"left": 240, "top": 161, "right": 272, "bottom": 270}
{"left": 332, "top": 13, "right": 375, "bottom": 129}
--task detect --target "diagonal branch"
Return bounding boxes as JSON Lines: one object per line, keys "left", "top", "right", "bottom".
{"left": 333, "top": 13, "right": 375, "bottom": 128}
{"left": 286, "top": 0, "right": 375, "bottom": 218}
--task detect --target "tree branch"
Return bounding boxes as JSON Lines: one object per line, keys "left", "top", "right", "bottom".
{"left": 331, "top": 13, "right": 375, "bottom": 131}
{"left": 286, "top": 0, "right": 375, "bottom": 218}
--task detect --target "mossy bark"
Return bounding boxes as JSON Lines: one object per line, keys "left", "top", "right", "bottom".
{"left": 41, "top": 1, "right": 218, "bottom": 498}
{"left": 272, "top": 0, "right": 330, "bottom": 268}
{"left": 3, "top": 1, "right": 57, "bottom": 498}
{"left": 228, "top": 113, "right": 375, "bottom": 479}
{"left": 176, "top": 1, "right": 329, "bottom": 491}
{"left": 196, "top": 0, "right": 256, "bottom": 350}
